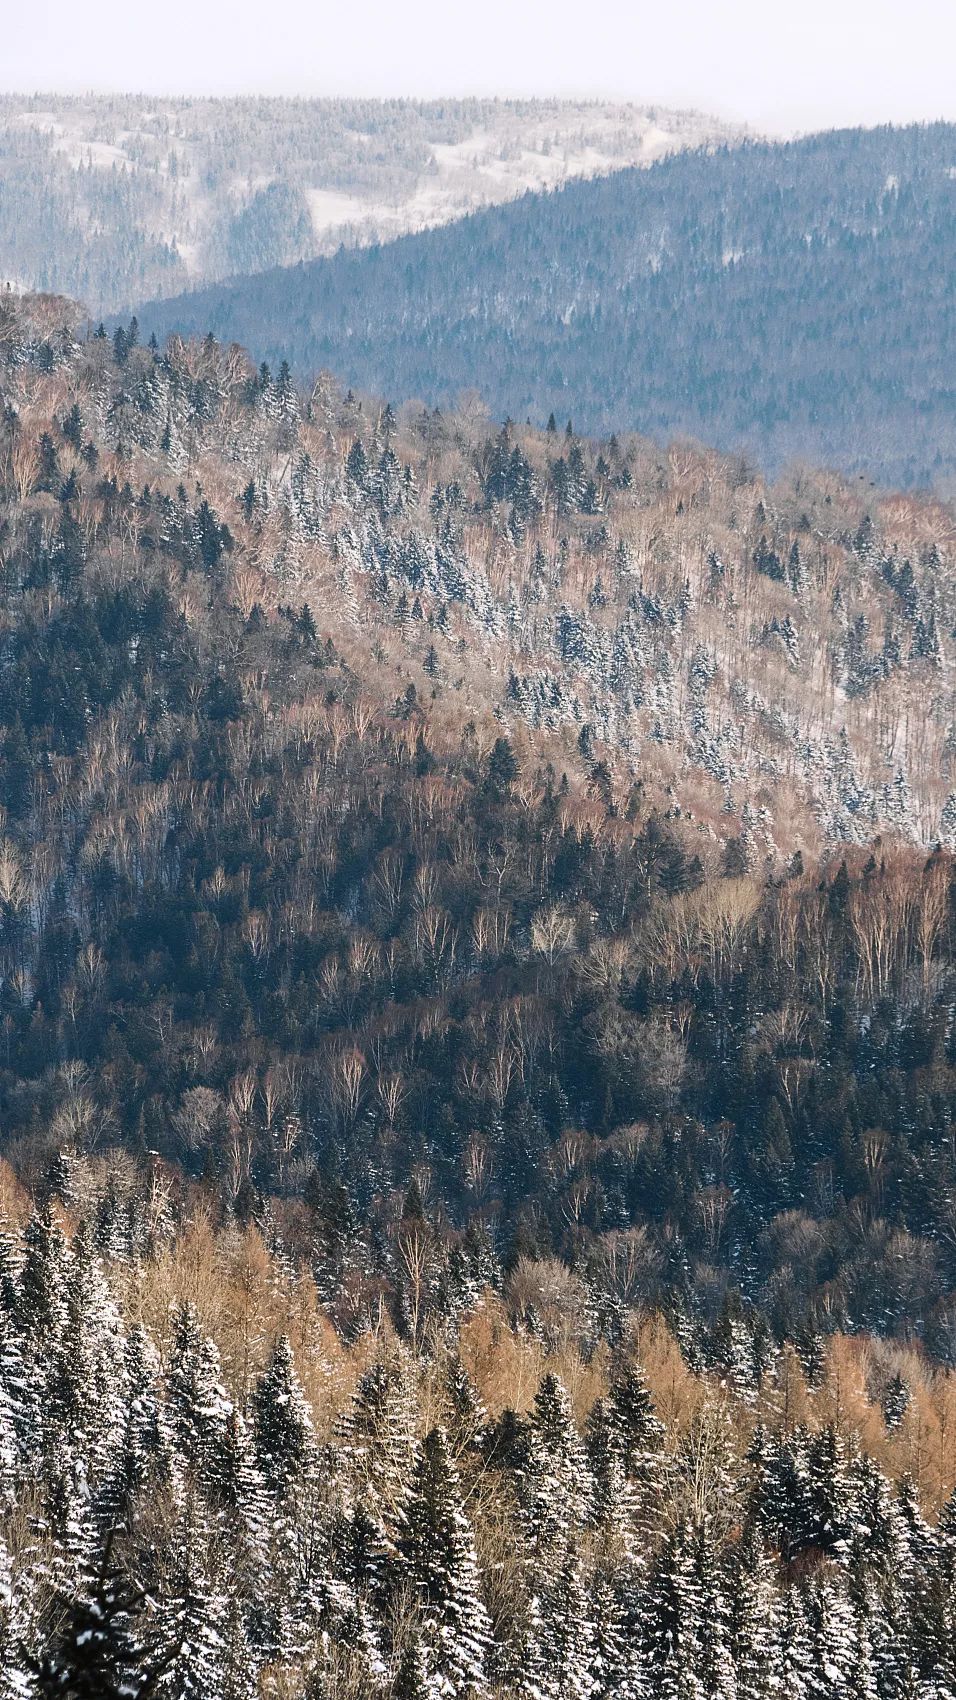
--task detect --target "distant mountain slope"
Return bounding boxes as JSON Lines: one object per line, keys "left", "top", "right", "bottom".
{"left": 14, "top": 289, "right": 951, "bottom": 854}
{"left": 135, "top": 123, "right": 956, "bottom": 490}
{"left": 0, "top": 94, "right": 741, "bottom": 310}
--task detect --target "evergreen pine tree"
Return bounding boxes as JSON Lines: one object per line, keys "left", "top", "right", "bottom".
{"left": 252, "top": 1334, "right": 313, "bottom": 1492}
{"left": 104, "top": 1325, "right": 173, "bottom": 1529}
{"left": 340, "top": 1355, "right": 418, "bottom": 1534}
{"left": 778, "top": 1585, "right": 816, "bottom": 1700}
{"left": 645, "top": 1521, "right": 707, "bottom": 1700}
{"left": 691, "top": 1519, "right": 736, "bottom": 1700}
{"left": 393, "top": 1630, "right": 442, "bottom": 1700}
{"left": 18, "top": 1210, "right": 68, "bottom": 1352}
{"left": 536, "top": 1542, "right": 595, "bottom": 1700}
{"left": 802, "top": 1574, "right": 860, "bottom": 1700}
{"left": 585, "top": 1397, "right": 639, "bottom": 1538}
{"left": 165, "top": 1302, "right": 233, "bottom": 1486}
{"left": 523, "top": 1373, "right": 593, "bottom": 1552}
{"left": 0, "top": 1530, "right": 33, "bottom": 1700}
{"left": 397, "top": 1426, "right": 491, "bottom": 1699}
{"left": 590, "top": 1568, "right": 644, "bottom": 1700}
{"left": 28, "top": 1533, "right": 143, "bottom": 1700}
{"left": 149, "top": 1493, "right": 228, "bottom": 1700}
{"left": 726, "top": 1529, "right": 780, "bottom": 1700}
{"left": 332, "top": 1494, "right": 391, "bottom": 1613}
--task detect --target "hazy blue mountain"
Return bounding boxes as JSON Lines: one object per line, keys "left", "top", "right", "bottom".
{"left": 133, "top": 123, "right": 956, "bottom": 489}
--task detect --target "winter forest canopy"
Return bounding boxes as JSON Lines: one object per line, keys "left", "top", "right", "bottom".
{"left": 0, "top": 275, "right": 954, "bottom": 1697}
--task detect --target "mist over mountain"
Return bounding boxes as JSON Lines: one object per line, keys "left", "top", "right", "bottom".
{"left": 135, "top": 122, "right": 956, "bottom": 490}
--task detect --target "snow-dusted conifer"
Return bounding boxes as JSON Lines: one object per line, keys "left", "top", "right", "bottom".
{"left": 396, "top": 1426, "right": 491, "bottom": 1699}
{"left": 645, "top": 1520, "right": 707, "bottom": 1700}
{"left": 252, "top": 1334, "right": 314, "bottom": 1492}
{"left": 165, "top": 1302, "right": 235, "bottom": 1510}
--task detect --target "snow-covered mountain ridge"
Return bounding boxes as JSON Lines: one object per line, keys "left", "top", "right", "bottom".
{"left": 0, "top": 95, "right": 746, "bottom": 311}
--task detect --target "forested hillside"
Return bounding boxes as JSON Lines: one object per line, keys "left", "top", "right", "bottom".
{"left": 0, "top": 289, "right": 956, "bottom": 1327}
{"left": 0, "top": 95, "right": 738, "bottom": 311}
{"left": 3, "top": 289, "right": 956, "bottom": 1690}
{"left": 1, "top": 1177, "right": 956, "bottom": 1697}
{"left": 136, "top": 123, "right": 956, "bottom": 489}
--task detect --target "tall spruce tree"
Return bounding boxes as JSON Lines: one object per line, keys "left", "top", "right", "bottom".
{"left": 397, "top": 1426, "right": 491, "bottom": 1699}
{"left": 28, "top": 1534, "right": 143, "bottom": 1700}
{"left": 646, "top": 1521, "right": 708, "bottom": 1700}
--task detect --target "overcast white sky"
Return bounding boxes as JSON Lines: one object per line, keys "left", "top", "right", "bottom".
{"left": 5, "top": 0, "right": 956, "bottom": 134}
